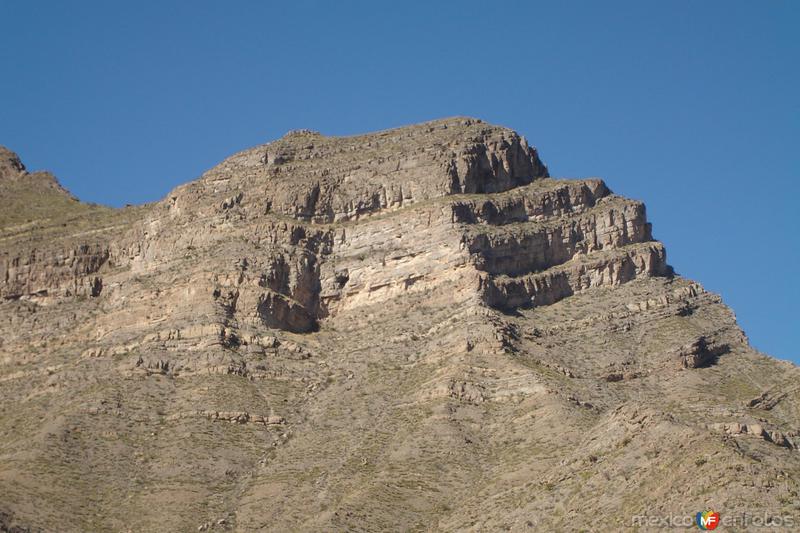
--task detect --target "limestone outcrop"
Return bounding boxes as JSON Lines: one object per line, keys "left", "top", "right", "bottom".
{"left": 1, "top": 118, "right": 798, "bottom": 532}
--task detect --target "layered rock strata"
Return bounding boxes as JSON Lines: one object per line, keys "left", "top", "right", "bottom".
{"left": 1, "top": 118, "right": 798, "bottom": 532}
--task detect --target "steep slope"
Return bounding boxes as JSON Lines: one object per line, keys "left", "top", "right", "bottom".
{"left": 1, "top": 118, "right": 798, "bottom": 532}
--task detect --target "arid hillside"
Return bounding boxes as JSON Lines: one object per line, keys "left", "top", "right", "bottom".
{"left": 1, "top": 118, "right": 798, "bottom": 532}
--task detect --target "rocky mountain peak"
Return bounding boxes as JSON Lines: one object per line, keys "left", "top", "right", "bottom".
{"left": 1, "top": 119, "right": 798, "bottom": 532}
{"left": 0, "top": 147, "right": 79, "bottom": 232}
{"left": 165, "top": 117, "right": 548, "bottom": 226}
{"left": 0, "top": 145, "right": 26, "bottom": 178}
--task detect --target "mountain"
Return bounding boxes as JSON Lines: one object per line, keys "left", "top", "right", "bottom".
{"left": 1, "top": 118, "right": 798, "bottom": 532}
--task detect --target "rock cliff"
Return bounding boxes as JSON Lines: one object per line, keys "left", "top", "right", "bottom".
{"left": 1, "top": 118, "right": 799, "bottom": 532}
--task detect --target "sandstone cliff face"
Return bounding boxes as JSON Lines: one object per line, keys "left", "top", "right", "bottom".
{"left": 1, "top": 118, "right": 799, "bottom": 533}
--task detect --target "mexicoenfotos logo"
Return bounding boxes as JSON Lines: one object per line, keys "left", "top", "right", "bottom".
{"left": 633, "top": 510, "right": 793, "bottom": 528}
{"left": 696, "top": 509, "right": 720, "bottom": 530}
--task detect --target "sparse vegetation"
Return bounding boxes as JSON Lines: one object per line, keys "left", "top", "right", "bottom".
{"left": 1, "top": 121, "right": 798, "bottom": 532}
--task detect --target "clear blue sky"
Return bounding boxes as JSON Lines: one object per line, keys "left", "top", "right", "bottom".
{"left": 1, "top": 1, "right": 797, "bottom": 361}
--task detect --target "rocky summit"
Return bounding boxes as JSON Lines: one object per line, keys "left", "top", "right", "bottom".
{"left": 1, "top": 118, "right": 798, "bottom": 532}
